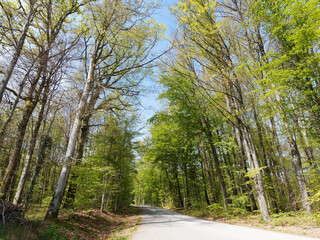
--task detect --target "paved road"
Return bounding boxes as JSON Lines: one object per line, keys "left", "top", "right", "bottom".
{"left": 132, "top": 206, "right": 317, "bottom": 240}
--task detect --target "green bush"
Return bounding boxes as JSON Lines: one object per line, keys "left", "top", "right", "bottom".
{"left": 207, "top": 203, "right": 225, "bottom": 218}
{"left": 37, "top": 223, "right": 71, "bottom": 240}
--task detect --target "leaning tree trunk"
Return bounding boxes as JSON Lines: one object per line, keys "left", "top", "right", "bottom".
{"left": 226, "top": 89, "right": 269, "bottom": 221}
{"left": 297, "top": 115, "right": 320, "bottom": 180}
{"left": 285, "top": 131, "right": 312, "bottom": 213}
{"left": 252, "top": 104, "right": 279, "bottom": 212}
{"left": 273, "top": 93, "right": 312, "bottom": 213}
{"left": 63, "top": 115, "right": 90, "bottom": 209}
{"left": 1, "top": 63, "right": 46, "bottom": 199}
{"left": 269, "top": 115, "right": 297, "bottom": 211}
{"left": 242, "top": 126, "right": 270, "bottom": 222}
{"left": 63, "top": 88, "right": 100, "bottom": 208}
{"left": 23, "top": 135, "right": 52, "bottom": 209}
{"left": 203, "top": 118, "right": 229, "bottom": 209}
{"left": 45, "top": 53, "right": 96, "bottom": 219}
{"left": 13, "top": 82, "right": 50, "bottom": 205}
{"left": 233, "top": 125, "right": 258, "bottom": 211}
{"left": 0, "top": 0, "right": 37, "bottom": 103}
{"left": 199, "top": 139, "right": 215, "bottom": 204}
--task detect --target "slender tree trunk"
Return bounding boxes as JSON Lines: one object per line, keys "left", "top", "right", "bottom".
{"left": 13, "top": 83, "right": 50, "bottom": 205}
{"left": 172, "top": 163, "right": 184, "bottom": 208}
{"left": 241, "top": 126, "right": 269, "bottom": 221}
{"left": 63, "top": 89, "right": 100, "bottom": 208}
{"left": 272, "top": 92, "right": 312, "bottom": 212}
{"left": 45, "top": 53, "right": 96, "bottom": 219}
{"left": 183, "top": 163, "right": 190, "bottom": 208}
{"left": 268, "top": 116, "right": 297, "bottom": 210}
{"left": 100, "top": 193, "right": 105, "bottom": 213}
{"left": 203, "top": 118, "right": 229, "bottom": 209}
{"left": 1, "top": 102, "right": 37, "bottom": 199}
{"left": 105, "top": 191, "right": 111, "bottom": 210}
{"left": 199, "top": 140, "right": 215, "bottom": 204}
{"left": 225, "top": 80, "right": 269, "bottom": 220}
{"left": 298, "top": 116, "right": 319, "bottom": 171}
{"left": 62, "top": 116, "right": 90, "bottom": 209}
{"left": 199, "top": 154, "right": 211, "bottom": 205}
{"left": 252, "top": 105, "right": 279, "bottom": 211}
{"left": 23, "top": 135, "right": 52, "bottom": 209}
{"left": 0, "top": 48, "right": 48, "bottom": 199}
{"left": 233, "top": 126, "right": 257, "bottom": 211}
{"left": 164, "top": 168, "right": 174, "bottom": 206}
{"left": 285, "top": 129, "right": 312, "bottom": 213}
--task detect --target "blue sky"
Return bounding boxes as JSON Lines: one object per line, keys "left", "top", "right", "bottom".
{"left": 137, "top": 0, "right": 178, "bottom": 139}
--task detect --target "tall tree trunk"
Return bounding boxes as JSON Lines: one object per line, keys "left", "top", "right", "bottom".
{"left": 203, "top": 118, "right": 229, "bottom": 209}
{"left": 199, "top": 153, "right": 211, "bottom": 205}
{"left": 45, "top": 52, "right": 96, "bottom": 219}
{"left": 272, "top": 92, "right": 312, "bottom": 213}
{"left": 13, "top": 83, "right": 50, "bottom": 205}
{"left": 199, "top": 140, "right": 215, "bottom": 204}
{"left": 285, "top": 129, "right": 312, "bottom": 213}
{"left": 252, "top": 105, "right": 279, "bottom": 212}
{"left": 233, "top": 126, "right": 257, "bottom": 211}
{"left": 100, "top": 193, "right": 105, "bottom": 213}
{"left": 297, "top": 116, "right": 319, "bottom": 173}
{"left": 266, "top": 97, "right": 298, "bottom": 210}
{"left": 62, "top": 116, "right": 90, "bottom": 208}
{"left": 1, "top": 48, "right": 48, "bottom": 199}
{"left": 1, "top": 103, "right": 34, "bottom": 199}
{"left": 63, "top": 89, "right": 100, "bottom": 208}
{"left": 172, "top": 163, "right": 184, "bottom": 208}
{"left": 241, "top": 126, "right": 270, "bottom": 221}
{"left": 2, "top": 71, "right": 49, "bottom": 200}
{"left": 23, "top": 135, "right": 52, "bottom": 209}
{"left": 164, "top": 168, "right": 174, "bottom": 206}
{"left": 225, "top": 77, "right": 269, "bottom": 221}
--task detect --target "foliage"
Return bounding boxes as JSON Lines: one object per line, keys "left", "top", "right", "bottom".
{"left": 74, "top": 113, "right": 137, "bottom": 211}
{"left": 133, "top": 0, "right": 320, "bottom": 223}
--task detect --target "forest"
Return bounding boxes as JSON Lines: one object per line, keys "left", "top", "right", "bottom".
{"left": 135, "top": 0, "right": 320, "bottom": 223}
{"left": 0, "top": 0, "right": 320, "bottom": 238}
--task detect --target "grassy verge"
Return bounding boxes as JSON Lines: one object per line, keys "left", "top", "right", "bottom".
{"left": 174, "top": 207, "right": 320, "bottom": 238}
{"left": 0, "top": 206, "right": 141, "bottom": 240}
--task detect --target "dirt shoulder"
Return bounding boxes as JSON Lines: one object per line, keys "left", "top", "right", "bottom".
{"left": 0, "top": 207, "right": 141, "bottom": 240}
{"left": 57, "top": 207, "right": 142, "bottom": 240}
{"left": 176, "top": 209, "right": 320, "bottom": 239}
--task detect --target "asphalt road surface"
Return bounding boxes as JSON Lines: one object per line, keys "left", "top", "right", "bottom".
{"left": 132, "top": 206, "right": 317, "bottom": 240}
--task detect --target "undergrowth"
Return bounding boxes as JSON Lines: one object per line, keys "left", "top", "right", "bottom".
{"left": 0, "top": 206, "right": 141, "bottom": 240}
{"left": 0, "top": 221, "right": 72, "bottom": 240}
{"left": 177, "top": 204, "right": 320, "bottom": 228}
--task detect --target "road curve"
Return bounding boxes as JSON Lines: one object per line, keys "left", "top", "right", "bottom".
{"left": 132, "top": 206, "right": 317, "bottom": 240}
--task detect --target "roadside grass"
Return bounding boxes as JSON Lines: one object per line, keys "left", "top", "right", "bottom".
{"left": 174, "top": 206, "right": 320, "bottom": 238}
{"left": 0, "top": 206, "right": 141, "bottom": 240}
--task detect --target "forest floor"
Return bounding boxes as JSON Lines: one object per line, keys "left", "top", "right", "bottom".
{"left": 177, "top": 208, "right": 320, "bottom": 238}
{"left": 0, "top": 206, "right": 141, "bottom": 240}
